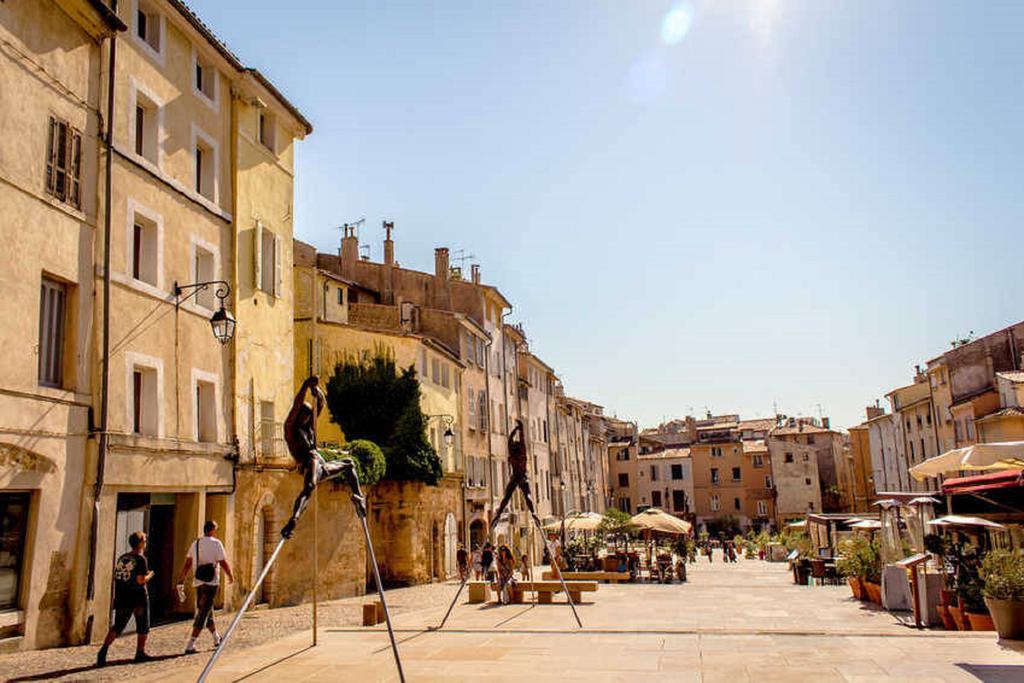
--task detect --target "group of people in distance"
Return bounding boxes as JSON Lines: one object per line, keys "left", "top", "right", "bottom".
{"left": 456, "top": 537, "right": 558, "bottom": 605}
{"left": 700, "top": 539, "right": 740, "bottom": 563}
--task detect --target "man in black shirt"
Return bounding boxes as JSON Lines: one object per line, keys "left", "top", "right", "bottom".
{"left": 97, "top": 531, "right": 155, "bottom": 665}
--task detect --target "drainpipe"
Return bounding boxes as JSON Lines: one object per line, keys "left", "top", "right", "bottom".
{"left": 482, "top": 334, "right": 495, "bottom": 525}
{"left": 85, "top": 3, "right": 118, "bottom": 641}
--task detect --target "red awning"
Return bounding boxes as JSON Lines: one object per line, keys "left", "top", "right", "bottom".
{"left": 942, "top": 470, "right": 1024, "bottom": 495}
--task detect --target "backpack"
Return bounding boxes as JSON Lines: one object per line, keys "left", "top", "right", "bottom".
{"left": 194, "top": 539, "right": 216, "bottom": 582}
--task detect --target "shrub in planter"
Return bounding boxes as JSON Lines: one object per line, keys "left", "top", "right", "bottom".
{"left": 981, "top": 549, "right": 1024, "bottom": 640}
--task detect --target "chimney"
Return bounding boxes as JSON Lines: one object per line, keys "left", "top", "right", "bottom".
{"left": 685, "top": 416, "right": 697, "bottom": 441}
{"left": 822, "top": 417, "right": 830, "bottom": 430}
{"left": 471, "top": 264, "right": 480, "bottom": 285}
{"left": 383, "top": 221, "right": 395, "bottom": 266}
{"left": 433, "top": 247, "right": 452, "bottom": 310}
{"left": 865, "top": 404, "right": 885, "bottom": 419}
{"left": 340, "top": 224, "right": 359, "bottom": 279}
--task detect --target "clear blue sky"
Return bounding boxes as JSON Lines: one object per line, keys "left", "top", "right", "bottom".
{"left": 191, "top": 0, "right": 1023, "bottom": 431}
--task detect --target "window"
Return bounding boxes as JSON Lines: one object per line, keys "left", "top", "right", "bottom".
{"left": 672, "top": 490, "right": 685, "bottom": 512}
{"left": 195, "top": 379, "right": 216, "bottom": 442}
{"left": 784, "top": 452, "right": 794, "bottom": 464}
{"left": 193, "top": 128, "right": 216, "bottom": 201}
{"left": 441, "top": 363, "right": 451, "bottom": 389}
{"left": 0, "top": 493, "right": 29, "bottom": 610}
{"left": 616, "top": 449, "right": 629, "bottom": 461}
{"left": 475, "top": 338, "right": 485, "bottom": 367}
{"left": 757, "top": 500, "right": 768, "bottom": 516}
{"left": 671, "top": 464, "right": 683, "bottom": 480}
{"left": 193, "top": 49, "right": 217, "bottom": 104}
{"left": 651, "top": 491, "right": 662, "bottom": 508}
{"left": 804, "top": 477, "right": 812, "bottom": 486}
{"left": 258, "top": 110, "right": 276, "bottom": 152}
{"left": 478, "top": 391, "right": 487, "bottom": 432}
{"left": 618, "top": 473, "right": 629, "bottom": 487}
{"left": 38, "top": 277, "right": 67, "bottom": 388}
{"left": 765, "top": 475, "right": 773, "bottom": 489}
{"left": 132, "top": 91, "right": 159, "bottom": 164}
{"left": 431, "top": 358, "right": 440, "bottom": 384}
{"left": 135, "top": 1, "right": 162, "bottom": 54}
{"left": 467, "top": 388, "right": 476, "bottom": 431}
{"left": 337, "top": 287, "right": 345, "bottom": 305}
{"left": 260, "top": 401, "right": 275, "bottom": 458}
{"left": 710, "top": 468, "right": 720, "bottom": 484}
{"left": 131, "top": 365, "right": 158, "bottom": 436}
{"left": 256, "top": 224, "right": 280, "bottom": 295}
{"left": 731, "top": 466, "right": 741, "bottom": 481}
{"left": 131, "top": 210, "right": 159, "bottom": 286}
{"left": 650, "top": 465, "right": 659, "bottom": 482}
{"left": 753, "top": 455, "right": 764, "bottom": 467}
{"left": 711, "top": 446, "right": 722, "bottom": 457}
{"left": 710, "top": 494, "right": 720, "bottom": 512}
{"left": 617, "top": 497, "right": 632, "bottom": 513}
{"left": 45, "top": 116, "right": 81, "bottom": 207}
{"left": 802, "top": 453, "right": 810, "bottom": 462}
{"left": 909, "top": 440, "right": 915, "bottom": 459}
{"left": 920, "top": 438, "right": 926, "bottom": 460}
{"left": 807, "top": 435, "right": 815, "bottom": 445}
{"left": 734, "top": 497, "right": 741, "bottom": 511}
{"left": 193, "top": 245, "right": 215, "bottom": 309}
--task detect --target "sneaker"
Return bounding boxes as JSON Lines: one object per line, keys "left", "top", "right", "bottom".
{"left": 134, "top": 652, "right": 154, "bottom": 663}
{"left": 184, "top": 645, "right": 197, "bottom": 655}
{"left": 212, "top": 634, "right": 222, "bottom": 647}
{"left": 96, "top": 648, "right": 108, "bottom": 667}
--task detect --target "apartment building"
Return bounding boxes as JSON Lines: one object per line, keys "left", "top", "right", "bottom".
{"left": 0, "top": 0, "right": 124, "bottom": 649}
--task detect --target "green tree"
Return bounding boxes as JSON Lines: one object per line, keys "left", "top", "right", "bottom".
{"left": 321, "top": 440, "right": 386, "bottom": 487}
{"left": 324, "top": 347, "right": 442, "bottom": 485}
{"left": 599, "top": 509, "right": 637, "bottom": 551}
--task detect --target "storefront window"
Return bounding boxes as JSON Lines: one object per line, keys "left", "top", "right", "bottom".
{"left": 0, "top": 493, "right": 30, "bottom": 610}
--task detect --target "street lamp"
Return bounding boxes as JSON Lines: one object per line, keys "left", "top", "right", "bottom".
{"left": 426, "top": 414, "right": 455, "bottom": 448}
{"left": 174, "top": 280, "right": 235, "bottom": 344}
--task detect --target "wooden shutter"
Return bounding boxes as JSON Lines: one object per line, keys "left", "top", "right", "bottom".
{"left": 45, "top": 117, "right": 57, "bottom": 195}
{"left": 69, "top": 130, "right": 81, "bottom": 208}
{"left": 253, "top": 220, "right": 262, "bottom": 290}
{"left": 274, "top": 233, "right": 282, "bottom": 297}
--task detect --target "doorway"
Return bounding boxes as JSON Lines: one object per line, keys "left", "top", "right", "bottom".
{"left": 114, "top": 493, "right": 184, "bottom": 627}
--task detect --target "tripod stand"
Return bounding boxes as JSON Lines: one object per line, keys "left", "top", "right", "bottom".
{"left": 196, "top": 462, "right": 405, "bottom": 683}
{"left": 435, "top": 472, "right": 582, "bottom": 629}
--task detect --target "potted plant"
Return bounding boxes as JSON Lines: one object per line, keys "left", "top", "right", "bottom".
{"left": 961, "top": 574, "right": 994, "bottom": 631}
{"left": 860, "top": 538, "right": 883, "bottom": 605}
{"left": 981, "top": 549, "right": 1024, "bottom": 640}
{"left": 836, "top": 537, "right": 867, "bottom": 600}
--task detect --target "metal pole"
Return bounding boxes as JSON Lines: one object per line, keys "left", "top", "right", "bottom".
{"left": 197, "top": 536, "right": 287, "bottom": 683}
{"left": 357, "top": 511, "right": 405, "bottom": 683}
{"left": 312, "top": 488, "right": 318, "bottom": 646}
{"left": 527, "top": 507, "right": 582, "bottom": 628}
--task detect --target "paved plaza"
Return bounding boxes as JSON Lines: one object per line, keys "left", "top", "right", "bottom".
{"left": 5, "top": 557, "right": 1024, "bottom": 682}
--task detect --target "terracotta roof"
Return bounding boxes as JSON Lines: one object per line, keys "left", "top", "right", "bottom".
{"left": 697, "top": 421, "right": 738, "bottom": 431}
{"left": 770, "top": 424, "right": 832, "bottom": 436}
{"left": 638, "top": 447, "right": 691, "bottom": 460}
{"left": 977, "top": 406, "right": 1024, "bottom": 422}
{"left": 742, "top": 440, "right": 768, "bottom": 455}
{"left": 737, "top": 419, "right": 775, "bottom": 432}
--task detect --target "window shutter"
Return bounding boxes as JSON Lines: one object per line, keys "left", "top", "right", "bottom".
{"left": 253, "top": 220, "right": 262, "bottom": 289}
{"left": 45, "top": 117, "right": 57, "bottom": 194}
{"left": 274, "top": 233, "right": 282, "bottom": 297}
{"left": 69, "top": 130, "right": 81, "bottom": 208}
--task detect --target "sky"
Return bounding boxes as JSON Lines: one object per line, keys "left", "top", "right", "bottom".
{"left": 190, "top": 0, "right": 1024, "bottom": 431}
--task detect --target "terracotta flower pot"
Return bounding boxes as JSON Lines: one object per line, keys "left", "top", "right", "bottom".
{"left": 939, "top": 606, "right": 956, "bottom": 630}
{"left": 864, "top": 581, "right": 882, "bottom": 605}
{"left": 985, "top": 597, "right": 1024, "bottom": 640}
{"left": 967, "top": 611, "right": 995, "bottom": 632}
{"left": 847, "top": 576, "right": 864, "bottom": 601}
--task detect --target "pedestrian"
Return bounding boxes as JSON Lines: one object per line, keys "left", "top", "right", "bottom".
{"left": 471, "top": 544, "right": 483, "bottom": 580}
{"left": 481, "top": 542, "right": 495, "bottom": 582}
{"left": 519, "top": 553, "right": 532, "bottom": 581}
{"left": 456, "top": 544, "right": 469, "bottom": 581}
{"left": 176, "top": 520, "right": 234, "bottom": 655}
{"left": 496, "top": 545, "right": 517, "bottom": 604}
{"left": 97, "top": 531, "right": 154, "bottom": 666}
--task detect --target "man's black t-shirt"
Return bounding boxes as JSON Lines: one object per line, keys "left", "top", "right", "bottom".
{"left": 481, "top": 548, "right": 494, "bottom": 569}
{"left": 113, "top": 552, "right": 149, "bottom": 608}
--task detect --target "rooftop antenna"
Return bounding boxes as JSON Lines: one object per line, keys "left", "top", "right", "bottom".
{"left": 359, "top": 244, "right": 371, "bottom": 260}
{"left": 383, "top": 220, "right": 394, "bottom": 239}
{"left": 452, "top": 248, "right": 475, "bottom": 270}
{"left": 341, "top": 216, "right": 366, "bottom": 236}
{"left": 814, "top": 403, "right": 824, "bottom": 420}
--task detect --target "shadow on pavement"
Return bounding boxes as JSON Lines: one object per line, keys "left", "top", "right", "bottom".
{"left": 233, "top": 645, "right": 314, "bottom": 682}
{"left": 8, "top": 653, "right": 184, "bottom": 682}
{"left": 956, "top": 663, "right": 1024, "bottom": 682}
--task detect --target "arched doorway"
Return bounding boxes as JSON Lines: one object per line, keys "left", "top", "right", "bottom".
{"left": 443, "top": 513, "right": 457, "bottom": 578}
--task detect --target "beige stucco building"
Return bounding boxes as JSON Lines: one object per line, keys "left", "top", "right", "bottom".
{"left": 0, "top": 0, "right": 124, "bottom": 650}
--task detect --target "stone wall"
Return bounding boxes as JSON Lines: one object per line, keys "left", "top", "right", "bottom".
{"left": 233, "top": 469, "right": 367, "bottom": 609}
{"left": 349, "top": 303, "right": 401, "bottom": 331}
{"left": 368, "top": 476, "right": 463, "bottom": 586}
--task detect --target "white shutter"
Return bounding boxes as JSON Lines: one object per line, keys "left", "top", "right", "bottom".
{"left": 253, "top": 220, "right": 263, "bottom": 290}
{"left": 274, "top": 233, "right": 282, "bottom": 297}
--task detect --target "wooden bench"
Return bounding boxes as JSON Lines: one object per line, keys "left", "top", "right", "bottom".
{"left": 542, "top": 570, "right": 630, "bottom": 584}
{"left": 467, "top": 581, "right": 491, "bottom": 604}
{"left": 362, "top": 601, "right": 385, "bottom": 626}
{"left": 509, "top": 580, "right": 599, "bottom": 604}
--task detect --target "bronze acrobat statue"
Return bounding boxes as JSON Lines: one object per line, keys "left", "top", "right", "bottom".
{"left": 435, "top": 419, "right": 582, "bottom": 629}
{"left": 197, "top": 376, "right": 405, "bottom": 683}
{"left": 281, "top": 376, "right": 362, "bottom": 538}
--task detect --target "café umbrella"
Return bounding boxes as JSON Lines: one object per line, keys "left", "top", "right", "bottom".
{"left": 630, "top": 508, "right": 692, "bottom": 535}
{"left": 926, "top": 515, "right": 1006, "bottom": 530}
{"left": 909, "top": 441, "right": 1024, "bottom": 481}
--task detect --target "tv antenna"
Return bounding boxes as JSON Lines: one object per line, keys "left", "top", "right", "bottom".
{"left": 340, "top": 216, "right": 366, "bottom": 238}
{"left": 453, "top": 248, "right": 475, "bottom": 270}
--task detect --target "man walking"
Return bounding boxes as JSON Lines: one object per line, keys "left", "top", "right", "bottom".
{"left": 177, "top": 520, "right": 234, "bottom": 654}
{"left": 97, "top": 531, "right": 154, "bottom": 666}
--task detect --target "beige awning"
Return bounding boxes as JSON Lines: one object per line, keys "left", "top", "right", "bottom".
{"left": 629, "top": 508, "right": 692, "bottom": 535}
{"left": 543, "top": 512, "right": 604, "bottom": 532}
{"left": 909, "top": 441, "right": 1024, "bottom": 481}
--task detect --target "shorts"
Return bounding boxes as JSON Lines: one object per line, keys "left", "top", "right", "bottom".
{"left": 111, "top": 603, "right": 150, "bottom": 635}
{"left": 193, "top": 584, "right": 218, "bottom": 630}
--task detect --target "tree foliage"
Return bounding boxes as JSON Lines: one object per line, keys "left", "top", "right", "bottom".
{"left": 324, "top": 347, "right": 442, "bottom": 486}
{"left": 321, "top": 440, "right": 386, "bottom": 487}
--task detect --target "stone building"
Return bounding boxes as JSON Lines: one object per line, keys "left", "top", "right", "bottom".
{"left": 766, "top": 419, "right": 843, "bottom": 522}
{"left": 0, "top": 0, "right": 124, "bottom": 650}
{"left": 635, "top": 449, "right": 694, "bottom": 518}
